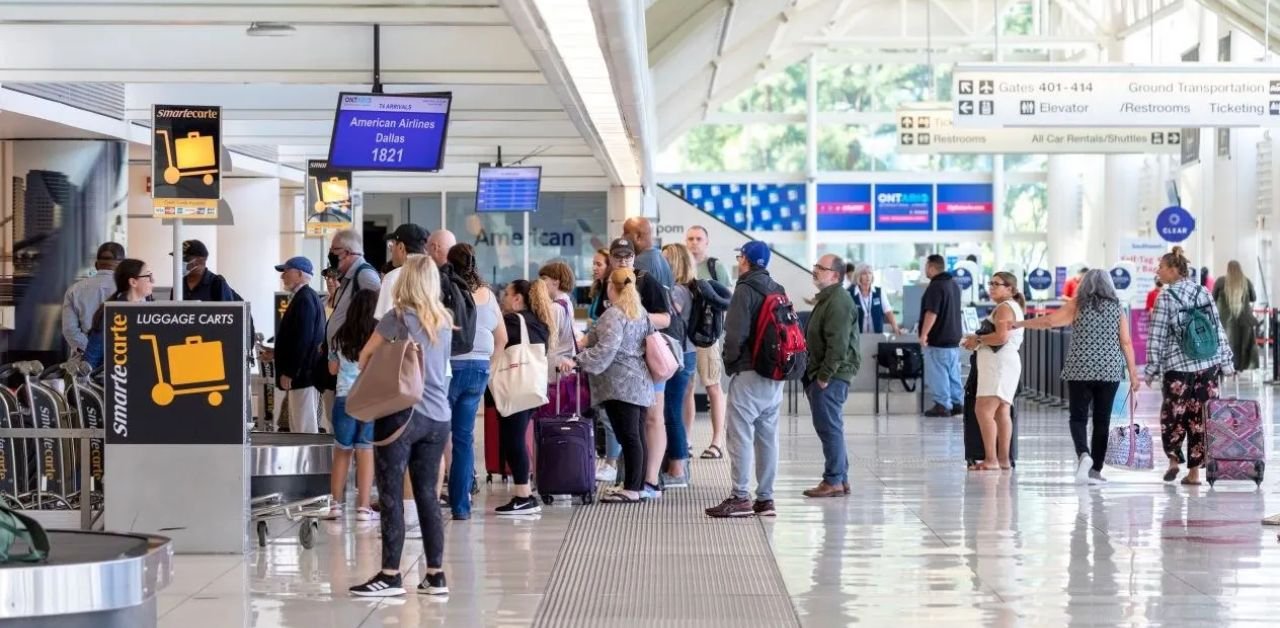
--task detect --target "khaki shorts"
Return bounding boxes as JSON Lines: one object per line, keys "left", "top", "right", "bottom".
{"left": 695, "top": 342, "right": 725, "bottom": 388}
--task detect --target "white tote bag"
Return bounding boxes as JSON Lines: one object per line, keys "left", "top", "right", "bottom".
{"left": 489, "top": 313, "right": 549, "bottom": 416}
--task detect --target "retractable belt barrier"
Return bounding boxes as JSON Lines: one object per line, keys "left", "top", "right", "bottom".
{"left": 1018, "top": 327, "right": 1072, "bottom": 406}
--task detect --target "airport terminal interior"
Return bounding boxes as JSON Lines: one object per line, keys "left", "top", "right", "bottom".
{"left": 6, "top": 0, "right": 1280, "bottom": 626}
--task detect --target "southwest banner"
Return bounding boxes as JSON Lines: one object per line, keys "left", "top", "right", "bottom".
{"left": 816, "top": 183, "right": 872, "bottom": 231}
{"left": 936, "top": 183, "right": 994, "bottom": 231}
{"left": 104, "top": 302, "right": 247, "bottom": 445}
{"left": 152, "top": 104, "right": 221, "bottom": 219}
{"left": 305, "top": 159, "right": 354, "bottom": 236}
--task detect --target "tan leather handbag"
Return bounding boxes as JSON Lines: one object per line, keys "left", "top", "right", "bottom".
{"left": 346, "top": 313, "right": 423, "bottom": 426}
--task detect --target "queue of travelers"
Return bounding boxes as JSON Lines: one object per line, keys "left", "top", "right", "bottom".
{"left": 61, "top": 225, "right": 1255, "bottom": 599}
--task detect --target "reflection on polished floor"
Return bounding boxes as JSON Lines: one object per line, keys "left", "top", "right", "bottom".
{"left": 159, "top": 385, "right": 1280, "bottom": 627}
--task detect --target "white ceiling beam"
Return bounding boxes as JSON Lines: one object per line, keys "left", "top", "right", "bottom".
{"left": 0, "top": 4, "right": 509, "bottom": 25}
{"left": 805, "top": 34, "right": 1106, "bottom": 47}
{"left": 0, "top": 70, "right": 546, "bottom": 85}
{"left": 1115, "top": 0, "right": 1185, "bottom": 38}
{"left": 649, "top": 0, "right": 731, "bottom": 65}
{"left": 1049, "top": 0, "right": 1109, "bottom": 35}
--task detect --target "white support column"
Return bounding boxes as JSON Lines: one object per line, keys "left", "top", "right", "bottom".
{"left": 991, "top": 5, "right": 1004, "bottom": 269}
{"left": 805, "top": 53, "right": 818, "bottom": 267}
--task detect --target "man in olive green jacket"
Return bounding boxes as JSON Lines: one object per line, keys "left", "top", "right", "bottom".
{"left": 803, "top": 253, "right": 861, "bottom": 498}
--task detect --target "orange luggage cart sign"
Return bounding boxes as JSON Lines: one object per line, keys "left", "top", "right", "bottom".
{"left": 305, "top": 159, "right": 353, "bottom": 236}
{"left": 151, "top": 104, "right": 221, "bottom": 219}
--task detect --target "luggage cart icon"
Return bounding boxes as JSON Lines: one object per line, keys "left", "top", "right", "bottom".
{"left": 141, "top": 334, "right": 230, "bottom": 407}
{"left": 310, "top": 175, "right": 350, "bottom": 213}
{"left": 155, "top": 129, "right": 218, "bottom": 186}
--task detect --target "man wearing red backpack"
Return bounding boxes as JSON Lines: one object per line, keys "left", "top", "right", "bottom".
{"left": 707, "top": 241, "right": 807, "bottom": 518}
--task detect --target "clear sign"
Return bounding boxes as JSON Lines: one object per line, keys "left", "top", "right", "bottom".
{"left": 1155, "top": 206, "right": 1195, "bottom": 243}
{"left": 897, "top": 107, "right": 1180, "bottom": 154}
{"left": 816, "top": 183, "right": 871, "bottom": 231}
{"left": 936, "top": 184, "right": 993, "bottom": 231}
{"left": 874, "top": 183, "right": 933, "bottom": 231}
{"left": 328, "top": 92, "right": 452, "bottom": 172}
{"left": 952, "top": 64, "right": 1280, "bottom": 128}
{"left": 152, "top": 104, "right": 221, "bottom": 219}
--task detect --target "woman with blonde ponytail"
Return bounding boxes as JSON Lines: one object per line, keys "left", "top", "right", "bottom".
{"left": 491, "top": 279, "right": 556, "bottom": 515}
{"left": 1214, "top": 260, "right": 1258, "bottom": 373}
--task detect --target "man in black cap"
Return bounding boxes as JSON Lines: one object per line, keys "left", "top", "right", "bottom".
{"left": 62, "top": 242, "right": 125, "bottom": 354}
{"left": 376, "top": 223, "right": 428, "bottom": 319}
{"left": 176, "top": 239, "right": 239, "bottom": 302}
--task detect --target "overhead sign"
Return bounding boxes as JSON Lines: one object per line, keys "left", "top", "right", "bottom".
{"left": 476, "top": 166, "right": 542, "bottom": 213}
{"left": 104, "top": 302, "right": 247, "bottom": 445}
{"left": 816, "top": 183, "right": 871, "bottom": 231}
{"left": 874, "top": 184, "right": 933, "bottom": 231}
{"left": 936, "top": 184, "right": 993, "bottom": 231}
{"left": 328, "top": 92, "right": 452, "bottom": 172}
{"left": 1028, "top": 268, "right": 1053, "bottom": 291}
{"left": 305, "top": 160, "right": 353, "bottom": 236}
{"left": 151, "top": 104, "right": 221, "bottom": 219}
{"left": 897, "top": 107, "right": 1180, "bottom": 154}
{"left": 952, "top": 64, "right": 1280, "bottom": 128}
{"left": 1155, "top": 205, "right": 1195, "bottom": 243}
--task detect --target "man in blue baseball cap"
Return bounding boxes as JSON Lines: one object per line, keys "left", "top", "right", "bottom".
{"left": 273, "top": 255, "right": 327, "bottom": 433}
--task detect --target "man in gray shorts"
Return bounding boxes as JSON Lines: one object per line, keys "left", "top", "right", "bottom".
{"left": 685, "top": 226, "right": 731, "bottom": 459}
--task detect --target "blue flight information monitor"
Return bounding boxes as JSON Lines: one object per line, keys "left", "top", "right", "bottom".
{"left": 327, "top": 92, "right": 452, "bottom": 172}
{"left": 476, "top": 166, "right": 542, "bottom": 212}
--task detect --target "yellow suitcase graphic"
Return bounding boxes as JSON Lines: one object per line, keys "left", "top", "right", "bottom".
{"left": 322, "top": 177, "right": 349, "bottom": 203}
{"left": 175, "top": 132, "right": 216, "bottom": 170}
{"left": 141, "top": 334, "right": 230, "bottom": 407}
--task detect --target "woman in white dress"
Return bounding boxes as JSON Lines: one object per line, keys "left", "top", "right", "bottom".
{"left": 962, "top": 271, "right": 1025, "bottom": 470}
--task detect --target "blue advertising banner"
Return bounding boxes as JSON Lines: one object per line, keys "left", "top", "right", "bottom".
{"left": 1055, "top": 266, "right": 1068, "bottom": 298}
{"left": 751, "top": 183, "right": 806, "bottom": 232}
{"left": 936, "top": 183, "right": 994, "bottom": 231}
{"left": 874, "top": 183, "right": 933, "bottom": 231}
{"left": 328, "top": 92, "right": 452, "bottom": 172}
{"left": 667, "top": 183, "right": 749, "bottom": 230}
{"left": 816, "top": 183, "right": 872, "bottom": 231}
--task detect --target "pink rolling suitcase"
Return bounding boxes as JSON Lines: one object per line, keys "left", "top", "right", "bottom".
{"left": 1204, "top": 381, "right": 1265, "bottom": 488}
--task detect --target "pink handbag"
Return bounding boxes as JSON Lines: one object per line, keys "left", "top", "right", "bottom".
{"left": 644, "top": 321, "right": 680, "bottom": 382}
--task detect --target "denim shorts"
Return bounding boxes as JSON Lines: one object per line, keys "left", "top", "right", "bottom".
{"left": 332, "top": 396, "right": 374, "bottom": 450}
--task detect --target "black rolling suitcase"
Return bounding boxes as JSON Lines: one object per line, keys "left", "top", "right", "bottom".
{"left": 963, "top": 352, "right": 1018, "bottom": 468}
{"left": 533, "top": 371, "right": 596, "bottom": 505}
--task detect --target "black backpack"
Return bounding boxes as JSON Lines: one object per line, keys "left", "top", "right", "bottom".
{"left": 876, "top": 342, "right": 924, "bottom": 391}
{"left": 439, "top": 265, "right": 476, "bottom": 356}
{"left": 688, "top": 279, "right": 727, "bottom": 348}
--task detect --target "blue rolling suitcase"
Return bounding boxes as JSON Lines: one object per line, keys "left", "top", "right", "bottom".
{"left": 534, "top": 371, "right": 596, "bottom": 505}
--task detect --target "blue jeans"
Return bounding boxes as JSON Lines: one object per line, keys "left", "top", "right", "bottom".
{"left": 924, "top": 346, "right": 964, "bottom": 409}
{"left": 806, "top": 380, "right": 850, "bottom": 485}
{"left": 447, "top": 360, "right": 489, "bottom": 516}
{"left": 663, "top": 351, "right": 697, "bottom": 461}
{"left": 331, "top": 396, "right": 374, "bottom": 449}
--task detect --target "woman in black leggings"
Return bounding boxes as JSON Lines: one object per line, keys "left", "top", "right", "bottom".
{"left": 493, "top": 279, "right": 557, "bottom": 515}
{"left": 349, "top": 256, "right": 453, "bottom": 598}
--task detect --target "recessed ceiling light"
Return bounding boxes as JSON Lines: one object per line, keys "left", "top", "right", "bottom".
{"left": 246, "top": 22, "right": 296, "bottom": 37}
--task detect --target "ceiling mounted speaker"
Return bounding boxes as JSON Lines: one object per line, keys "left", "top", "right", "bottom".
{"left": 246, "top": 22, "right": 296, "bottom": 37}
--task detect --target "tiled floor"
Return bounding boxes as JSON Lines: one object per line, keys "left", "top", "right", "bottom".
{"left": 159, "top": 384, "right": 1280, "bottom": 627}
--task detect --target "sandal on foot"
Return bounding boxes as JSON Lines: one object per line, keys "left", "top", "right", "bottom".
{"left": 1180, "top": 477, "right": 1202, "bottom": 486}
{"left": 1163, "top": 468, "right": 1180, "bottom": 482}
{"left": 600, "top": 491, "right": 642, "bottom": 503}
{"left": 700, "top": 445, "right": 724, "bottom": 459}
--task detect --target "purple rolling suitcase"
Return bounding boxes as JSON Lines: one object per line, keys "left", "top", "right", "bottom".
{"left": 1205, "top": 381, "right": 1265, "bottom": 488}
{"left": 534, "top": 370, "right": 596, "bottom": 505}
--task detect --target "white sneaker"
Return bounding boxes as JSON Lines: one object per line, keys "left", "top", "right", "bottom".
{"left": 595, "top": 464, "right": 618, "bottom": 483}
{"left": 356, "top": 507, "right": 380, "bottom": 522}
{"left": 1075, "top": 453, "right": 1093, "bottom": 484}
{"left": 1087, "top": 470, "right": 1107, "bottom": 485}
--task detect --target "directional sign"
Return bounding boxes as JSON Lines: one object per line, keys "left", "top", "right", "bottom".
{"left": 896, "top": 107, "right": 1180, "bottom": 154}
{"left": 952, "top": 64, "right": 1280, "bottom": 128}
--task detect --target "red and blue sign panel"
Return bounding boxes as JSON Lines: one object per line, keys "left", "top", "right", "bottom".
{"left": 816, "top": 183, "right": 871, "bottom": 231}
{"left": 874, "top": 183, "right": 933, "bottom": 231}
{"left": 936, "top": 184, "right": 994, "bottom": 231}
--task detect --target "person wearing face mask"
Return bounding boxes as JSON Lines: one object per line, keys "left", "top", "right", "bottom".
{"left": 801, "top": 254, "right": 860, "bottom": 498}
{"left": 273, "top": 256, "right": 327, "bottom": 434}
{"left": 324, "top": 229, "right": 381, "bottom": 431}
{"left": 175, "top": 239, "right": 237, "bottom": 302}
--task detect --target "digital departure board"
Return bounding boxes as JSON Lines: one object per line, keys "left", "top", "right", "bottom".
{"left": 476, "top": 166, "right": 542, "bottom": 212}
{"left": 327, "top": 92, "right": 452, "bottom": 172}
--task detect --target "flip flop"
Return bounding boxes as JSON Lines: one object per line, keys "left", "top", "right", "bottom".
{"left": 600, "top": 491, "right": 643, "bottom": 503}
{"left": 1180, "top": 477, "right": 1202, "bottom": 486}
{"left": 700, "top": 445, "right": 724, "bottom": 459}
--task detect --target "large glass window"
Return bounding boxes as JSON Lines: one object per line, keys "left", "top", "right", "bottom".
{"left": 817, "top": 124, "right": 932, "bottom": 171}
{"left": 659, "top": 124, "right": 807, "bottom": 172}
{"left": 1004, "top": 182, "right": 1048, "bottom": 233}
{"left": 816, "top": 64, "right": 947, "bottom": 112}
{"left": 717, "top": 63, "right": 806, "bottom": 113}
{"left": 444, "top": 192, "right": 606, "bottom": 289}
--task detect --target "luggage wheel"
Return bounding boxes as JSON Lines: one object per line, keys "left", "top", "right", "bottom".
{"left": 486, "top": 473, "right": 492, "bottom": 485}
{"left": 1206, "top": 460, "right": 1218, "bottom": 487}
{"left": 542, "top": 495, "right": 555, "bottom": 506}
{"left": 256, "top": 520, "right": 269, "bottom": 547}
{"left": 299, "top": 520, "right": 317, "bottom": 549}
{"left": 1256, "top": 461, "right": 1266, "bottom": 488}
{"left": 580, "top": 493, "right": 594, "bottom": 505}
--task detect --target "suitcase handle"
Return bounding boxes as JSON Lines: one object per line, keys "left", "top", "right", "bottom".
{"left": 185, "top": 337, "right": 205, "bottom": 345}
{"left": 187, "top": 132, "right": 202, "bottom": 139}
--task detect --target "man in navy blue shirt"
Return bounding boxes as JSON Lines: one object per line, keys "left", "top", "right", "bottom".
{"left": 176, "top": 239, "right": 238, "bottom": 302}
{"left": 274, "top": 256, "right": 326, "bottom": 433}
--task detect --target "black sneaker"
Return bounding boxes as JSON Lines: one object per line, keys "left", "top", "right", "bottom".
{"left": 419, "top": 572, "right": 449, "bottom": 596}
{"left": 951, "top": 405, "right": 964, "bottom": 416}
{"left": 753, "top": 499, "right": 777, "bottom": 517}
{"left": 495, "top": 496, "right": 542, "bottom": 516}
{"left": 923, "top": 404, "right": 951, "bottom": 418}
{"left": 350, "top": 572, "right": 405, "bottom": 597}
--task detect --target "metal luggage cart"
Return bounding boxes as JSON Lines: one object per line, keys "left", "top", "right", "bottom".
{"left": 250, "top": 492, "right": 334, "bottom": 550}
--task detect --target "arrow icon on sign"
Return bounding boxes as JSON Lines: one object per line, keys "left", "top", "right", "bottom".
{"left": 958, "top": 100, "right": 974, "bottom": 115}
